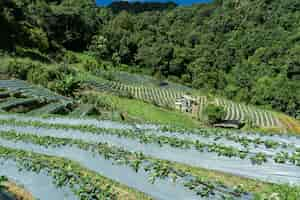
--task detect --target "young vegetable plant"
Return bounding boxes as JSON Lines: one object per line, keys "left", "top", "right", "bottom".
{"left": 250, "top": 153, "right": 267, "bottom": 165}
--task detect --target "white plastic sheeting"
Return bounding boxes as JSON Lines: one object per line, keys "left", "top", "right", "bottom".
{"left": 0, "top": 126, "right": 299, "bottom": 185}
{"left": 0, "top": 114, "right": 158, "bottom": 130}
{"left": 143, "top": 130, "right": 297, "bottom": 156}
{"left": 0, "top": 159, "right": 76, "bottom": 200}
{"left": 0, "top": 140, "right": 206, "bottom": 200}
{"left": 0, "top": 124, "right": 295, "bottom": 157}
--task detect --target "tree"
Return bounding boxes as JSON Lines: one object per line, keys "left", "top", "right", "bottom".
{"left": 204, "top": 104, "right": 226, "bottom": 124}
{"left": 89, "top": 35, "right": 109, "bottom": 60}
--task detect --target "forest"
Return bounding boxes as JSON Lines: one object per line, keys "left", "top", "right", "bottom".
{"left": 0, "top": 0, "right": 299, "bottom": 118}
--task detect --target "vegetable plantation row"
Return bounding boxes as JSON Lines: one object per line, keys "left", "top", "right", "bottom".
{"left": 0, "top": 80, "right": 96, "bottom": 117}
{"left": 0, "top": 159, "right": 76, "bottom": 200}
{"left": 214, "top": 98, "right": 281, "bottom": 128}
{"left": 90, "top": 79, "right": 185, "bottom": 107}
{"left": 0, "top": 131, "right": 252, "bottom": 200}
{"left": 0, "top": 118, "right": 298, "bottom": 165}
{"left": 0, "top": 146, "right": 144, "bottom": 200}
{"left": 0, "top": 115, "right": 299, "bottom": 185}
{"left": 87, "top": 79, "right": 283, "bottom": 128}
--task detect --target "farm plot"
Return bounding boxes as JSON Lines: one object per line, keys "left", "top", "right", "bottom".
{"left": 0, "top": 138, "right": 251, "bottom": 200}
{"left": 87, "top": 79, "right": 186, "bottom": 108}
{"left": 102, "top": 71, "right": 192, "bottom": 92}
{"left": 0, "top": 80, "right": 68, "bottom": 102}
{"left": 214, "top": 98, "right": 282, "bottom": 127}
{"left": 85, "top": 79, "right": 287, "bottom": 129}
{"left": 87, "top": 79, "right": 285, "bottom": 128}
{"left": 0, "top": 159, "right": 76, "bottom": 200}
{"left": 0, "top": 130, "right": 254, "bottom": 199}
{"left": 0, "top": 124, "right": 299, "bottom": 185}
{"left": 0, "top": 114, "right": 299, "bottom": 187}
{"left": 0, "top": 80, "right": 97, "bottom": 117}
{"left": 0, "top": 145, "right": 152, "bottom": 200}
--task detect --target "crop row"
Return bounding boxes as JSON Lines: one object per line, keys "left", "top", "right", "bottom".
{"left": 0, "top": 119, "right": 254, "bottom": 161}
{"left": 0, "top": 145, "right": 141, "bottom": 200}
{"left": 160, "top": 125, "right": 298, "bottom": 150}
{"left": 0, "top": 80, "right": 68, "bottom": 102}
{"left": 0, "top": 80, "right": 96, "bottom": 117}
{"left": 87, "top": 79, "right": 284, "bottom": 128}
{"left": 1, "top": 118, "right": 300, "bottom": 168}
{"left": 88, "top": 80, "right": 185, "bottom": 107}
{"left": 0, "top": 130, "right": 252, "bottom": 199}
{"left": 0, "top": 161, "right": 76, "bottom": 200}
{"left": 0, "top": 117, "right": 296, "bottom": 154}
{"left": 214, "top": 98, "right": 281, "bottom": 127}
{"left": 0, "top": 114, "right": 297, "bottom": 153}
{"left": 0, "top": 116, "right": 299, "bottom": 185}
{"left": 105, "top": 71, "right": 192, "bottom": 92}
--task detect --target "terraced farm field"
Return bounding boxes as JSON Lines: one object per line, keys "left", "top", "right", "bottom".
{"left": 214, "top": 98, "right": 282, "bottom": 128}
{"left": 0, "top": 80, "right": 97, "bottom": 117}
{"left": 87, "top": 79, "right": 186, "bottom": 107}
{"left": 0, "top": 113, "right": 299, "bottom": 199}
{"left": 86, "top": 79, "right": 285, "bottom": 128}
{"left": 103, "top": 71, "right": 192, "bottom": 91}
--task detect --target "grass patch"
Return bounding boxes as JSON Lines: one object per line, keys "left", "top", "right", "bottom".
{"left": 278, "top": 114, "right": 300, "bottom": 134}
{"left": 82, "top": 91, "right": 201, "bottom": 128}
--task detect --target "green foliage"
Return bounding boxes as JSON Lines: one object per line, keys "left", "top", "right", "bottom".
{"left": 15, "top": 46, "right": 52, "bottom": 63}
{"left": 108, "top": 1, "right": 177, "bottom": 14}
{"left": 80, "top": 92, "right": 117, "bottom": 111}
{"left": 88, "top": 35, "right": 109, "bottom": 60}
{"left": 204, "top": 104, "right": 226, "bottom": 124}
{"left": 0, "top": 176, "right": 8, "bottom": 183}
{"left": 250, "top": 153, "right": 267, "bottom": 165}
{"left": 0, "top": 0, "right": 299, "bottom": 117}
{"left": 6, "top": 58, "right": 40, "bottom": 80}
{"left": 53, "top": 75, "right": 81, "bottom": 97}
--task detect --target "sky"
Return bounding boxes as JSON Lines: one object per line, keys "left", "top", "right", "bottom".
{"left": 96, "top": 0, "right": 212, "bottom": 6}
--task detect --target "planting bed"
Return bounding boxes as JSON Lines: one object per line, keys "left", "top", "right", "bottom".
{"left": 0, "top": 139, "right": 243, "bottom": 200}
{"left": 0, "top": 80, "right": 97, "bottom": 117}
{"left": 86, "top": 79, "right": 284, "bottom": 128}
{"left": 214, "top": 98, "right": 282, "bottom": 128}
{"left": 103, "top": 71, "right": 192, "bottom": 91}
{"left": 0, "top": 113, "right": 299, "bottom": 199}
{"left": 88, "top": 79, "right": 186, "bottom": 107}
{"left": 0, "top": 159, "right": 76, "bottom": 200}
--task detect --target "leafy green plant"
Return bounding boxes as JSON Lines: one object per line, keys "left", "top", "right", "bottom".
{"left": 0, "top": 175, "right": 8, "bottom": 183}
{"left": 250, "top": 153, "right": 267, "bottom": 165}
{"left": 204, "top": 104, "right": 226, "bottom": 124}
{"left": 264, "top": 140, "right": 280, "bottom": 149}
{"left": 54, "top": 75, "right": 81, "bottom": 97}
{"left": 274, "top": 152, "right": 289, "bottom": 164}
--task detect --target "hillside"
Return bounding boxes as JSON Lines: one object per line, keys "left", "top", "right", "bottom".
{"left": 0, "top": 0, "right": 300, "bottom": 199}
{"left": 1, "top": 0, "right": 299, "bottom": 119}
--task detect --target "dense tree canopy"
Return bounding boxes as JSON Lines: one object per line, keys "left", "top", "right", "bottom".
{"left": 0, "top": 0, "right": 299, "bottom": 117}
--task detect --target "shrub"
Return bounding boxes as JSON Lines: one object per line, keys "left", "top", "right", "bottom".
{"left": 102, "top": 71, "right": 115, "bottom": 81}
{"left": 117, "top": 90, "right": 134, "bottom": 99}
{"left": 64, "top": 51, "right": 80, "bottom": 64}
{"left": 53, "top": 75, "right": 81, "bottom": 97}
{"left": 83, "top": 59, "right": 101, "bottom": 74}
{"left": 15, "top": 47, "right": 53, "bottom": 63}
{"left": 80, "top": 92, "right": 116, "bottom": 111}
{"left": 27, "top": 65, "right": 62, "bottom": 87}
{"left": 6, "top": 58, "right": 39, "bottom": 80}
{"left": 204, "top": 104, "right": 226, "bottom": 124}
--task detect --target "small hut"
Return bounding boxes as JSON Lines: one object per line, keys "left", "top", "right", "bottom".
{"left": 175, "top": 95, "right": 197, "bottom": 113}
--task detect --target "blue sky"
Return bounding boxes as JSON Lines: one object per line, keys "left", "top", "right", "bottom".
{"left": 96, "top": 0, "right": 212, "bottom": 6}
